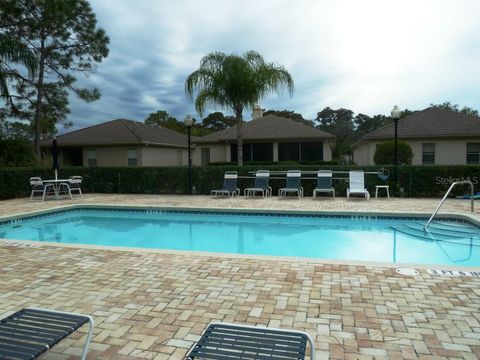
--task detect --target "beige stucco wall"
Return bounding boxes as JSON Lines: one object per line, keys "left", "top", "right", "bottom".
{"left": 353, "top": 138, "right": 480, "bottom": 165}
{"left": 82, "top": 140, "right": 334, "bottom": 167}
{"left": 141, "top": 146, "right": 189, "bottom": 166}
{"left": 83, "top": 146, "right": 142, "bottom": 167}
{"left": 82, "top": 146, "right": 192, "bottom": 167}
{"left": 191, "top": 143, "right": 227, "bottom": 166}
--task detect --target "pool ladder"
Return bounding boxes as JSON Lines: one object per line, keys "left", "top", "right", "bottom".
{"left": 424, "top": 180, "right": 474, "bottom": 231}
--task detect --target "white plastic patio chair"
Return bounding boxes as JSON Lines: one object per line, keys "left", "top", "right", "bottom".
{"left": 347, "top": 170, "right": 370, "bottom": 200}
{"left": 59, "top": 176, "right": 84, "bottom": 199}
{"left": 29, "top": 177, "right": 55, "bottom": 202}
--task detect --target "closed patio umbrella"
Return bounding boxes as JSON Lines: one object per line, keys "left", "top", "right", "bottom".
{"left": 52, "top": 137, "right": 59, "bottom": 180}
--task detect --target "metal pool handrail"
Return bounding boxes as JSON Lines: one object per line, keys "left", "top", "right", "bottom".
{"left": 424, "top": 180, "right": 474, "bottom": 231}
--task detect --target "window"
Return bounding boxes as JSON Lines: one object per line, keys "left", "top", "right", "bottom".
{"left": 201, "top": 148, "right": 210, "bottom": 166}
{"left": 127, "top": 149, "right": 137, "bottom": 166}
{"left": 177, "top": 150, "right": 183, "bottom": 166}
{"left": 230, "top": 143, "right": 273, "bottom": 162}
{"left": 278, "top": 142, "right": 299, "bottom": 161}
{"left": 251, "top": 143, "right": 273, "bottom": 161}
{"left": 422, "top": 143, "right": 435, "bottom": 165}
{"left": 467, "top": 143, "right": 480, "bottom": 164}
{"left": 87, "top": 149, "right": 96, "bottom": 167}
{"left": 300, "top": 142, "right": 323, "bottom": 161}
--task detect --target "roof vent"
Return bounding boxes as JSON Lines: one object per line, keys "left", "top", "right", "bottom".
{"left": 252, "top": 104, "right": 263, "bottom": 119}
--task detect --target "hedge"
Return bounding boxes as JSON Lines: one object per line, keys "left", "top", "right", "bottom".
{"left": 0, "top": 165, "right": 478, "bottom": 200}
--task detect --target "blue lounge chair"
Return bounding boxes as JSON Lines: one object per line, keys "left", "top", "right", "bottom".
{"left": 211, "top": 171, "right": 240, "bottom": 197}
{"left": 278, "top": 170, "right": 303, "bottom": 199}
{"left": 0, "top": 307, "right": 94, "bottom": 360}
{"left": 244, "top": 170, "right": 271, "bottom": 198}
{"left": 313, "top": 170, "right": 335, "bottom": 199}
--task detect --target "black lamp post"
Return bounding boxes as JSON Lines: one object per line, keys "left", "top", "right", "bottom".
{"left": 390, "top": 105, "right": 402, "bottom": 196}
{"left": 184, "top": 115, "right": 194, "bottom": 195}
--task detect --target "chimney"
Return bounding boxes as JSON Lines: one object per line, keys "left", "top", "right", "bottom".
{"left": 252, "top": 104, "right": 263, "bottom": 119}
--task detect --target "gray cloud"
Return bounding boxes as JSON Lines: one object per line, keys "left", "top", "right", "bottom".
{"left": 63, "top": 0, "right": 480, "bottom": 132}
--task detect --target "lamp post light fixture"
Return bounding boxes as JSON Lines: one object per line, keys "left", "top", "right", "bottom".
{"left": 184, "top": 115, "right": 194, "bottom": 195}
{"left": 390, "top": 105, "right": 402, "bottom": 196}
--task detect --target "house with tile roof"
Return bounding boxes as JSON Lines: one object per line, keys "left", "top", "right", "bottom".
{"left": 41, "top": 119, "right": 193, "bottom": 167}
{"left": 43, "top": 113, "right": 335, "bottom": 167}
{"left": 192, "top": 114, "right": 335, "bottom": 165}
{"left": 352, "top": 107, "right": 480, "bottom": 165}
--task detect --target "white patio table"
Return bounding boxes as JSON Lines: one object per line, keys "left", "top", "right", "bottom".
{"left": 42, "top": 179, "right": 71, "bottom": 199}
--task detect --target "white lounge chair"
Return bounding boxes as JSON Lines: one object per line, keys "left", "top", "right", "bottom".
{"left": 313, "top": 170, "right": 335, "bottom": 199}
{"left": 347, "top": 170, "right": 370, "bottom": 200}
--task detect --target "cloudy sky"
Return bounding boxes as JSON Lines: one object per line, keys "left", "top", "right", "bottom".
{"left": 67, "top": 0, "right": 480, "bottom": 131}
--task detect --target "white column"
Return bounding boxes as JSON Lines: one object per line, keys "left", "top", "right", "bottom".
{"left": 324, "top": 141, "right": 332, "bottom": 161}
{"left": 273, "top": 142, "right": 278, "bottom": 162}
{"left": 225, "top": 143, "right": 231, "bottom": 162}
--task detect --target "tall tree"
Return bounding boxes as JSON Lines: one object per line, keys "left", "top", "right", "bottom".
{"left": 354, "top": 113, "right": 390, "bottom": 135}
{"left": 145, "top": 110, "right": 182, "bottom": 131}
{"left": 144, "top": 110, "right": 211, "bottom": 136}
{"left": 185, "top": 51, "right": 293, "bottom": 166}
{"left": 263, "top": 109, "right": 314, "bottom": 127}
{"left": 315, "top": 107, "right": 355, "bottom": 159}
{"left": 1, "top": 120, "right": 31, "bottom": 140}
{"left": 0, "top": 0, "right": 109, "bottom": 157}
{"left": 0, "top": 33, "right": 37, "bottom": 99}
{"left": 201, "top": 111, "right": 235, "bottom": 131}
{"left": 430, "top": 101, "right": 479, "bottom": 116}
{"left": 400, "top": 108, "right": 417, "bottom": 119}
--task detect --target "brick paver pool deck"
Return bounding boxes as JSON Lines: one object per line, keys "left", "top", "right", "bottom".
{"left": 1, "top": 195, "right": 479, "bottom": 359}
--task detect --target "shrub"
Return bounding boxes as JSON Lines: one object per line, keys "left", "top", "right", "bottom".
{"left": 1, "top": 165, "right": 478, "bottom": 200}
{"left": 374, "top": 140, "right": 413, "bottom": 165}
{"left": 0, "top": 138, "right": 36, "bottom": 167}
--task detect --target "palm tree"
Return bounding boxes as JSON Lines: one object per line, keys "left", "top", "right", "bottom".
{"left": 0, "top": 33, "right": 37, "bottom": 98}
{"left": 185, "top": 51, "right": 293, "bottom": 166}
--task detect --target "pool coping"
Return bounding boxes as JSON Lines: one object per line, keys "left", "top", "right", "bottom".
{"left": 1, "top": 202, "right": 480, "bottom": 272}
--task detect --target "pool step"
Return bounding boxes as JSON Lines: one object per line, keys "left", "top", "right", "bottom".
{"left": 431, "top": 220, "right": 479, "bottom": 229}
{"left": 390, "top": 223, "right": 480, "bottom": 247}
{"left": 409, "top": 222, "right": 480, "bottom": 238}
{"left": 395, "top": 224, "right": 478, "bottom": 241}
{"left": 421, "top": 221, "right": 480, "bottom": 235}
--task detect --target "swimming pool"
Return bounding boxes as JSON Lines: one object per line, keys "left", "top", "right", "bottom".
{"left": 0, "top": 207, "right": 479, "bottom": 266}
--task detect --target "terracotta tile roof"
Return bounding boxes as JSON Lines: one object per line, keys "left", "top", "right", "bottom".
{"left": 354, "top": 107, "right": 480, "bottom": 147}
{"left": 44, "top": 119, "right": 190, "bottom": 148}
{"left": 193, "top": 114, "right": 335, "bottom": 143}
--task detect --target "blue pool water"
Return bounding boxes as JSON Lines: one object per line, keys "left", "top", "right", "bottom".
{"left": 0, "top": 208, "right": 479, "bottom": 266}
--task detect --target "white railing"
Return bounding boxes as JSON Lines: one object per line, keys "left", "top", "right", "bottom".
{"left": 424, "top": 180, "right": 474, "bottom": 231}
